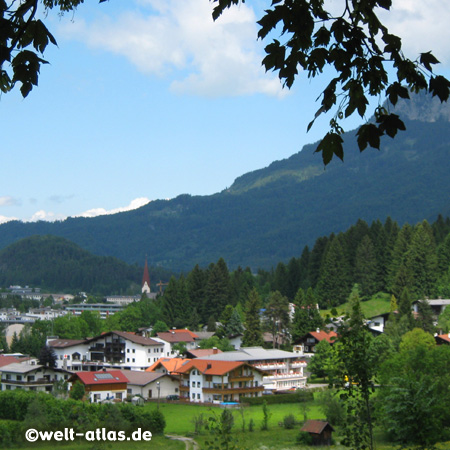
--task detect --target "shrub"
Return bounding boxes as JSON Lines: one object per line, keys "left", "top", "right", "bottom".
{"left": 283, "top": 414, "right": 296, "bottom": 429}
{"left": 296, "top": 431, "right": 313, "bottom": 445}
{"left": 243, "top": 391, "right": 313, "bottom": 406}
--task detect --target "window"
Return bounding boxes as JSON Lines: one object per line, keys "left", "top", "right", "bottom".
{"left": 16, "top": 375, "right": 22, "bottom": 381}
{"left": 127, "top": 349, "right": 130, "bottom": 353}
{"left": 197, "top": 382, "right": 201, "bottom": 388}
{"left": 192, "top": 381, "right": 195, "bottom": 387}
{"left": 6, "top": 374, "right": 11, "bottom": 380}
{"left": 132, "top": 358, "right": 135, "bottom": 363}
{"left": 192, "top": 393, "right": 195, "bottom": 399}
{"left": 115, "top": 392, "right": 122, "bottom": 400}
{"left": 197, "top": 394, "right": 200, "bottom": 399}
{"left": 127, "top": 358, "right": 130, "bottom": 362}
{"left": 148, "top": 358, "right": 151, "bottom": 363}
{"left": 132, "top": 349, "right": 135, "bottom": 354}
{"left": 148, "top": 349, "right": 151, "bottom": 353}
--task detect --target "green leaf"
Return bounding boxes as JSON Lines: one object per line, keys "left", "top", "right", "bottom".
{"left": 315, "top": 132, "right": 344, "bottom": 165}
{"left": 356, "top": 123, "right": 382, "bottom": 151}
{"left": 420, "top": 51, "right": 440, "bottom": 72}
{"left": 429, "top": 75, "right": 450, "bottom": 102}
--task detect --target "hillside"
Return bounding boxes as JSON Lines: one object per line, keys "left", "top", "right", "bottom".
{"left": 0, "top": 93, "right": 449, "bottom": 272}
{"left": 0, "top": 235, "right": 171, "bottom": 295}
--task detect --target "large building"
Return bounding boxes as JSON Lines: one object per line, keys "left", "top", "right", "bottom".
{"left": 177, "top": 359, "right": 265, "bottom": 403}
{"left": 48, "top": 331, "right": 165, "bottom": 371}
{"left": 200, "top": 347, "right": 307, "bottom": 391}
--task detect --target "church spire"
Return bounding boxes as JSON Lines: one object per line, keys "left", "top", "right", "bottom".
{"left": 142, "top": 257, "right": 151, "bottom": 295}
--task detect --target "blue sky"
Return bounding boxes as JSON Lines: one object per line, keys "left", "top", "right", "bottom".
{"left": 1, "top": 0, "right": 449, "bottom": 223}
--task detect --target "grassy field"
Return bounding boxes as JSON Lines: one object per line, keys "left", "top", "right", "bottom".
{"left": 321, "top": 292, "right": 391, "bottom": 318}
{"left": 149, "top": 400, "right": 325, "bottom": 435}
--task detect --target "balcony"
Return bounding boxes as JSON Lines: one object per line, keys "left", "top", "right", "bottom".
{"left": 228, "top": 376, "right": 254, "bottom": 382}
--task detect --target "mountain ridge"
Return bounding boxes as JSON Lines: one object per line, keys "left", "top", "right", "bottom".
{"left": 1, "top": 93, "right": 449, "bottom": 272}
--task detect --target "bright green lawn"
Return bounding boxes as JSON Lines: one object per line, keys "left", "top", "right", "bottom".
{"left": 321, "top": 292, "right": 391, "bottom": 318}
{"left": 146, "top": 400, "right": 324, "bottom": 436}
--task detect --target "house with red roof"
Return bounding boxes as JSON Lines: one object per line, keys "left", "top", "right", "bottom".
{"left": 293, "top": 329, "right": 338, "bottom": 355}
{"left": 69, "top": 370, "right": 129, "bottom": 403}
{"left": 177, "top": 359, "right": 265, "bottom": 403}
{"left": 146, "top": 357, "right": 191, "bottom": 375}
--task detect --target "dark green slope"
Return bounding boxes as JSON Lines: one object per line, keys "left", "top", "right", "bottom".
{"left": 0, "top": 96, "right": 449, "bottom": 272}
{"left": 0, "top": 235, "right": 144, "bottom": 294}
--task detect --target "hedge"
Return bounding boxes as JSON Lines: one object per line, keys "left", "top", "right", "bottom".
{"left": 243, "top": 391, "right": 314, "bottom": 405}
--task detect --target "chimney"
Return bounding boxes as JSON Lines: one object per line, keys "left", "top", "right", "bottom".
{"left": 207, "top": 364, "right": 212, "bottom": 370}
{"left": 213, "top": 347, "right": 218, "bottom": 354}
{"left": 316, "top": 328, "right": 320, "bottom": 333}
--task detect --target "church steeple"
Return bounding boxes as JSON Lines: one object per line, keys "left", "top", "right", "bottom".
{"left": 142, "top": 257, "right": 151, "bottom": 295}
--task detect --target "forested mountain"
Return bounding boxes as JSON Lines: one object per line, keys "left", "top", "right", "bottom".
{"left": 0, "top": 235, "right": 172, "bottom": 295}
{"left": 0, "top": 92, "right": 449, "bottom": 272}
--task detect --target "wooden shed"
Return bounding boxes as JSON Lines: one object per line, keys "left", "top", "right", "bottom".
{"left": 300, "top": 420, "right": 334, "bottom": 446}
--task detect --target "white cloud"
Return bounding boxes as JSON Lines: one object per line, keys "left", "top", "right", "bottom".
{"left": 0, "top": 215, "right": 18, "bottom": 225}
{"left": 29, "top": 210, "right": 65, "bottom": 222}
{"left": 59, "top": 0, "right": 284, "bottom": 97}
{"left": 77, "top": 197, "right": 151, "bottom": 218}
{"left": 0, "top": 196, "right": 20, "bottom": 207}
{"left": 378, "top": 0, "right": 450, "bottom": 66}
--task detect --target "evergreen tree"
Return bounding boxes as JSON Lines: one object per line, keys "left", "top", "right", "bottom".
{"left": 437, "top": 233, "right": 450, "bottom": 278}
{"left": 175, "top": 274, "right": 191, "bottom": 327}
{"left": 290, "top": 287, "right": 323, "bottom": 343}
{"left": 354, "top": 235, "right": 378, "bottom": 299}
{"left": 387, "top": 223, "right": 413, "bottom": 293}
{"left": 264, "top": 291, "right": 290, "bottom": 348}
{"left": 39, "top": 345, "right": 57, "bottom": 368}
{"left": 404, "top": 221, "right": 437, "bottom": 300}
{"left": 415, "top": 299, "right": 435, "bottom": 334}
{"left": 369, "top": 219, "right": 389, "bottom": 292}
{"left": 308, "top": 236, "right": 330, "bottom": 288}
{"left": 204, "top": 258, "right": 231, "bottom": 320}
{"left": 315, "top": 234, "right": 352, "bottom": 307}
{"left": 242, "top": 288, "right": 263, "bottom": 347}
{"left": 187, "top": 307, "right": 200, "bottom": 330}
{"left": 397, "top": 288, "right": 415, "bottom": 331}
{"left": 286, "top": 257, "right": 302, "bottom": 301}
{"left": 161, "top": 276, "right": 179, "bottom": 326}
{"left": 225, "top": 309, "right": 244, "bottom": 337}
{"left": 187, "top": 264, "right": 206, "bottom": 322}
{"left": 272, "top": 262, "right": 289, "bottom": 297}
{"left": 298, "top": 245, "right": 310, "bottom": 290}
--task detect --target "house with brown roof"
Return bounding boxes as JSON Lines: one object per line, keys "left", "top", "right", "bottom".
{"left": 153, "top": 329, "right": 200, "bottom": 357}
{"left": 293, "top": 329, "right": 338, "bottom": 355}
{"left": 69, "top": 370, "right": 128, "bottom": 403}
{"left": 435, "top": 333, "right": 450, "bottom": 345}
{"left": 121, "top": 370, "right": 180, "bottom": 400}
{"left": 300, "top": 420, "right": 334, "bottom": 446}
{"left": 177, "top": 359, "right": 265, "bottom": 403}
{"left": 48, "top": 331, "right": 165, "bottom": 371}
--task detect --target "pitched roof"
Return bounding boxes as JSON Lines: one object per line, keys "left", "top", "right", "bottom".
{"left": 157, "top": 330, "right": 198, "bottom": 343}
{"left": 90, "top": 331, "right": 161, "bottom": 347}
{"left": 120, "top": 370, "right": 165, "bottom": 386}
{"left": 308, "top": 330, "right": 338, "bottom": 343}
{"left": 146, "top": 357, "right": 191, "bottom": 374}
{"left": 187, "top": 348, "right": 223, "bottom": 358}
{"left": 48, "top": 339, "right": 87, "bottom": 348}
{"left": 0, "top": 363, "right": 45, "bottom": 374}
{"left": 74, "top": 370, "right": 128, "bottom": 386}
{"left": 436, "top": 334, "right": 450, "bottom": 343}
{"left": 301, "top": 420, "right": 334, "bottom": 434}
{"left": 0, "top": 355, "right": 21, "bottom": 368}
{"left": 200, "top": 346, "right": 299, "bottom": 362}
{"left": 177, "top": 359, "right": 251, "bottom": 376}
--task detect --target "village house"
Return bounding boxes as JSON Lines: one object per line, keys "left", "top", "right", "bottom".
{"left": 153, "top": 329, "right": 200, "bottom": 357}
{"left": 293, "top": 329, "right": 338, "bottom": 355}
{"left": 48, "top": 331, "right": 165, "bottom": 371}
{"left": 69, "top": 370, "right": 128, "bottom": 403}
{"left": 121, "top": 370, "right": 180, "bottom": 400}
{"left": 200, "top": 347, "right": 307, "bottom": 391}
{"left": 177, "top": 359, "right": 265, "bottom": 403}
{"left": 301, "top": 420, "right": 334, "bottom": 446}
{"left": 0, "top": 363, "right": 70, "bottom": 393}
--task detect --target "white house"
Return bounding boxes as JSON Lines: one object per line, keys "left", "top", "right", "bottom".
{"left": 0, "top": 363, "right": 70, "bottom": 393}
{"left": 48, "top": 331, "right": 165, "bottom": 371}
{"left": 177, "top": 359, "right": 265, "bottom": 403}
{"left": 121, "top": 370, "right": 180, "bottom": 400}
{"left": 153, "top": 329, "right": 199, "bottom": 357}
